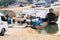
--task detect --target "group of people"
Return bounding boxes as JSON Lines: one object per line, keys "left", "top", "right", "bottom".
{"left": 5, "top": 14, "right": 16, "bottom": 24}
{"left": 5, "top": 8, "right": 59, "bottom": 34}
{"left": 5, "top": 14, "right": 26, "bottom": 24}
{"left": 43, "top": 9, "right": 59, "bottom": 33}
{"left": 28, "top": 8, "right": 59, "bottom": 34}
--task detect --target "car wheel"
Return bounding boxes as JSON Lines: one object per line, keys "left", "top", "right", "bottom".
{"left": 0, "top": 29, "right": 5, "bottom": 36}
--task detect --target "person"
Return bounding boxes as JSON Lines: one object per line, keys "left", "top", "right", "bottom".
{"left": 44, "top": 8, "right": 59, "bottom": 34}
{"left": 30, "top": 15, "right": 33, "bottom": 25}
{"left": 5, "top": 14, "right": 11, "bottom": 24}
{"left": 37, "top": 17, "right": 42, "bottom": 25}
{"left": 21, "top": 14, "right": 26, "bottom": 24}
{"left": 32, "top": 19, "right": 39, "bottom": 28}
{"left": 7, "top": 17, "right": 11, "bottom": 24}
{"left": 6, "top": 14, "right": 9, "bottom": 19}
{"left": 12, "top": 17, "right": 16, "bottom": 24}
{"left": 29, "top": 16, "right": 40, "bottom": 29}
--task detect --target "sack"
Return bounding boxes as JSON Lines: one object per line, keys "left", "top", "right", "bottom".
{"left": 44, "top": 23, "right": 59, "bottom": 34}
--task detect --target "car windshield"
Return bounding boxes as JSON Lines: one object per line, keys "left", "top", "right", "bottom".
{"left": 1, "top": 16, "right": 6, "bottom": 21}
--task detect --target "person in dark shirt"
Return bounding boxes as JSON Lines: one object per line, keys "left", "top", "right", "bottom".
{"left": 44, "top": 8, "right": 59, "bottom": 33}
{"left": 46, "top": 8, "right": 56, "bottom": 23}
{"left": 46, "top": 13, "right": 56, "bottom": 23}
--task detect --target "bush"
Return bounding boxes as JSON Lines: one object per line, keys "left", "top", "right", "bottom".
{"left": 0, "top": 0, "right": 16, "bottom": 6}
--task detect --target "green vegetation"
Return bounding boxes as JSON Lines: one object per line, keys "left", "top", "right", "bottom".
{"left": 0, "top": 0, "right": 16, "bottom": 6}
{"left": 28, "top": 0, "right": 33, "bottom": 4}
{"left": 44, "top": 23, "right": 58, "bottom": 34}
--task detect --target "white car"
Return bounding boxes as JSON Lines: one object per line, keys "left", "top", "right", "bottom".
{"left": 0, "top": 13, "right": 8, "bottom": 36}
{"left": 51, "top": 1, "right": 60, "bottom": 6}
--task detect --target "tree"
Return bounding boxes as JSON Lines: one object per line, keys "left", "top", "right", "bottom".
{"left": 37, "top": 0, "right": 40, "bottom": 3}
{"left": 8, "top": 0, "right": 16, "bottom": 5}
{"left": 28, "top": 0, "right": 33, "bottom": 4}
{"left": 51, "top": 0, "right": 58, "bottom": 2}
{"left": 0, "top": 0, "right": 16, "bottom": 6}
{"left": 0, "top": 0, "right": 4, "bottom": 5}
